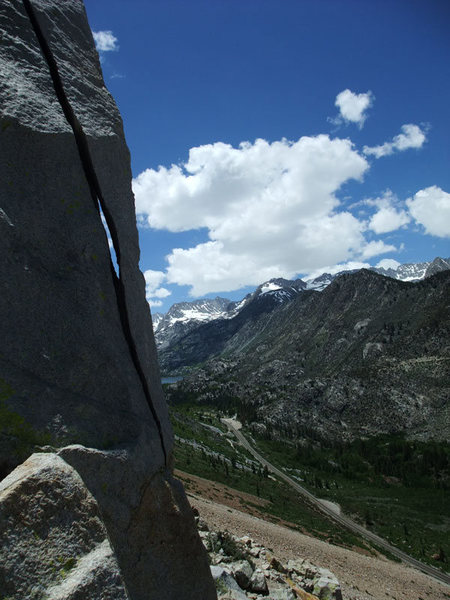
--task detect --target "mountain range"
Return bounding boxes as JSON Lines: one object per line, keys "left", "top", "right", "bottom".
{"left": 157, "top": 257, "right": 450, "bottom": 442}
{"left": 153, "top": 257, "right": 450, "bottom": 351}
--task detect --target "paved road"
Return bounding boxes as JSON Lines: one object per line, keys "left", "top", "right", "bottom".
{"left": 221, "top": 418, "right": 450, "bottom": 587}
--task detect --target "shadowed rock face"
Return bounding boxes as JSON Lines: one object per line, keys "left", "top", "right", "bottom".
{"left": 0, "top": 1, "right": 216, "bottom": 598}
{"left": 0, "top": 0, "right": 170, "bottom": 468}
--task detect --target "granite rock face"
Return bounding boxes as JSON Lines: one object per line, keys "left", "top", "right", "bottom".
{"left": 0, "top": 1, "right": 215, "bottom": 598}
{"left": 0, "top": 453, "right": 129, "bottom": 600}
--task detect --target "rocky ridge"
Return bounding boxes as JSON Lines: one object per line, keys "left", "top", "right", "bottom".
{"left": 154, "top": 278, "right": 307, "bottom": 350}
{"left": 305, "top": 257, "right": 450, "bottom": 291}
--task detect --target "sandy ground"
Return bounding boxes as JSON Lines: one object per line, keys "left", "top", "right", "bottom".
{"left": 176, "top": 470, "right": 450, "bottom": 600}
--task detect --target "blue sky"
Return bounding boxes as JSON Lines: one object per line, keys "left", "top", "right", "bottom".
{"left": 84, "top": 0, "right": 450, "bottom": 313}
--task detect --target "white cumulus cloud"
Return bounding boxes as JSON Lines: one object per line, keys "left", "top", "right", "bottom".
{"left": 330, "top": 89, "right": 374, "bottom": 128}
{"left": 93, "top": 30, "right": 119, "bottom": 53}
{"left": 363, "top": 124, "right": 426, "bottom": 158}
{"left": 143, "top": 269, "right": 171, "bottom": 306}
{"left": 406, "top": 186, "right": 450, "bottom": 237}
{"left": 132, "top": 135, "right": 403, "bottom": 296}
{"left": 360, "top": 240, "right": 397, "bottom": 259}
{"left": 376, "top": 258, "right": 401, "bottom": 270}
{"left": 369, "top": 206, "right": 410, "bottom": 233}
{"left": 366, "top": 191, "right": 411, "bottom": 234}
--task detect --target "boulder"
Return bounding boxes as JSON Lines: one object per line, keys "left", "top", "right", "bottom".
{"left": 287, "top": 558, "right": 319, "bottom": 580}
{"left": 211, "top": 566, "right": 246, "bottom": 597}
{"left": 249, "top": 569, "right": 269, "bottom": 595}
{"left": 0, "top": 1, "right": 215, "bottom": 598}
{"left": 231, "top": 559, "right": 254, "bottom": 589}
{"left": 0, "top": 453, "right": 128, "bottom": 600}
{"left": 269, "top": 556, "right": 288, "bottom": 574}
{"left": 312, "top": 569, "right": 342, "bottom": 600}
{"left": 249, "top": 545, "right": 262, "bottom": 558}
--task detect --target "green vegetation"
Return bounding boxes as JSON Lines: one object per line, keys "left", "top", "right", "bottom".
{"left": 58, "top": 556, "right": 77, "bottom": 578}
{"left": 169, "top": 401, "right": 372, "bottom": 553}
{"left": 254, "top": 427, "right": 450, "bottom": 489}
{"left": 208, "top": 531, "right": 250, "bottom": 562}
{"left": 250, "top": 427, "right": 450, "bottom": 570}
{"left": 168, "top": 383, "right": 258, "bottom": 423}
{"left": 48, "top": 555, "right": 77, "bottom": 581}
{"left": 215, "top": 577, "right": 228, "bottom": 595}
{"left": 168, "top": 390, "right": 449, "bottom": 571}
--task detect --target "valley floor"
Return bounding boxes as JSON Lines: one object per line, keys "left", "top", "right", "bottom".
{"left": 178, "top": 471, "right": 450, "bottom": 600}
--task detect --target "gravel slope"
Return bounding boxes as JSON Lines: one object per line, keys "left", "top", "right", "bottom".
{"left": 190, "top": 494, "right": 449, "bottom": 600}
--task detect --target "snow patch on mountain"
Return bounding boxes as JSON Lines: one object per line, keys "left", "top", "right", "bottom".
{"left": 305, "top": 273, "right": 337, "bottom": 291}
{"left": 260, "top": 282, "right": 283, "bottom": 294}
{"left": 152, "top": 312, "right": 164, "bottom": 330}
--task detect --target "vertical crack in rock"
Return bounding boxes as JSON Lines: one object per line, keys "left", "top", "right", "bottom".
{"left": 21, "top": 0, "right": 167, "bottom": 463}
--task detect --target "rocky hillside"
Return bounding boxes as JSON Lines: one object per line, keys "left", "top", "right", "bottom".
{"left": 197, "top": 515, "right": 343, "bottom": 600}
{"left": 154, "top": 297, "right": 237, "bottom": 350}
{"left": 191, "top": 494, "right": 448, "bottom": 600}
{"left": 165, "top": 269, "right": 450, "bottom": 441}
